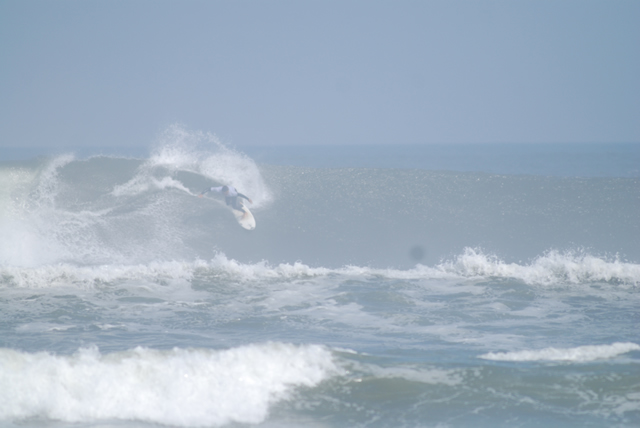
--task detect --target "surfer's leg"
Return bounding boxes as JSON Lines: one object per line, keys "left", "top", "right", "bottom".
{"left": 230, "top": 197, "right": 245, "bottom": 213}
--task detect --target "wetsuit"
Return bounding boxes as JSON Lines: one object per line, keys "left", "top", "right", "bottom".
{"left": 203, "top": 186, "right": 250, "bottom": 212}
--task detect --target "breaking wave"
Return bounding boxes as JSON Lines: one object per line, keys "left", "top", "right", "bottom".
{"left": 1, "top": 125, "right": 638, "bottom": 276}
{"left": 0, "top": 343, "right": 339, "bottom": 426}
{"left": 2, "top": 249, "right": 639, "bottom": 290}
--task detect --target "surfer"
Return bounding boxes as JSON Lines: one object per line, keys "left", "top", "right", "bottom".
{"left": 200, "top": 185, "right": 253, "bottom": 214}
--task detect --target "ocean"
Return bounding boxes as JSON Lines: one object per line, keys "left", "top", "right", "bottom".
{"left": 1, "top": 127, "right": 639, "bottom": 427}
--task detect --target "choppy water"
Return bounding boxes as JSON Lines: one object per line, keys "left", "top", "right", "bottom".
{"left": 1, "top": 129, "right": 639, "bottom": 427}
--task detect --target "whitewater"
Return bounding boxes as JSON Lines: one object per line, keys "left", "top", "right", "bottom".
{"left": 1, "top": 128, "right": 639, "bottom": 427}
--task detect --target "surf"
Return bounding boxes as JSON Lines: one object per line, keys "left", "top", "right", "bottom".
{"left": 1, "top": 126, "right": 638, "bottom": 270}
{"left": 2, "top": 132, "right": 639, "bottom": 428}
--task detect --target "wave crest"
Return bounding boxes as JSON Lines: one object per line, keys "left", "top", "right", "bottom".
{"left": 0, "top": 343, "right": 339, "bottom": 426}
{"left": 3, "top": 248, "right": 639, "bottom": 289}
{"left": 436, "top": 248, "right": 640, "bottom": 286}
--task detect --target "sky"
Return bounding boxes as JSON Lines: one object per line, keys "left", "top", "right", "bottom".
{"left": 1, "top": 0, "right": 639, "bottom": 149}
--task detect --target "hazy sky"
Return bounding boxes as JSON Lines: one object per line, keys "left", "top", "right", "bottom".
{"left": 1, "top": 0, "right": 639, "bottom": 148}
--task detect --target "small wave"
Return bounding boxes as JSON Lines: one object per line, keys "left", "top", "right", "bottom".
{"left": 207, "top": 248, "right": 640, "bottom": 286}
{"left": 0, "top": 251, "right": 483, "bottom": 289}
{"left": 478, "top": 342, "right": 640, "bottom": 362}
{"left": 435, "top": 248, "right": 640, "bottom": 286}
{"left": 0, "top": 343, "right": 339, "bottom": 426}
{"left": 3, "top": 248, "right": 640, "bottom": 289}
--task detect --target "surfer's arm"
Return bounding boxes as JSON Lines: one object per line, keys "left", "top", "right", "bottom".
{"left": 237, "top": 193, "right": 253, "bottom": 204}
{"left": 200, "top": 186, "right": 223, "bottom": 196}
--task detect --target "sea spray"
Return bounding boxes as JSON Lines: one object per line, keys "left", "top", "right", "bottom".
{"left": 114, "top": 125, "right": 272, "bottom": 207}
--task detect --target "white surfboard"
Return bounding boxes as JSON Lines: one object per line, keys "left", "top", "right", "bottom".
{"left": 231, "top": 203, "right": 256, "bottom": 230}
{"left": 196, "top": 192, "right": 256, "bottom": 230}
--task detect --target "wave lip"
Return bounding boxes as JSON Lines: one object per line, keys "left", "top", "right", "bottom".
{"left": 0, "top": 343, "right": 339, "bottom": 427}
{"left": 478, "top": 342, "right": 640, "bottom": 362}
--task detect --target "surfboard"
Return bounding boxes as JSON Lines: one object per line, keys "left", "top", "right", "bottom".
{"left": 196, "top": 193, "right": 256, "bottom": 230}
{"left": 231, "top": 203, "right": 256, "bottom": 230}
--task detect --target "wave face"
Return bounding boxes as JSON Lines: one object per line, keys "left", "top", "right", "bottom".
{"left": 1, "top": 128, "right": 638, "bottom": 269}
{"left": 1, "top": 131, "right": 639, "bottom": 428}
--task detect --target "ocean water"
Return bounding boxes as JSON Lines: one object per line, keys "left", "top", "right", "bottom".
{"left": 1, "top": 128, "right": 639, "bottom": 427}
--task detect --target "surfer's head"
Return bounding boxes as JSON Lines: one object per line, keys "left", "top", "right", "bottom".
{"left": 222, "top": 186, "right": 229, "bottom": 194}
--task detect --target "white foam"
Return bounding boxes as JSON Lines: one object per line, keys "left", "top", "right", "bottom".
{"left": 0, "top": 256, "right": 366, "bottom": 289}
{"left": 0, "top": 343, "right": 339, "bottom": 426}
{"left": 204, "top": 249, "right": 640, "bottom": 286}
{"left": 434, "top": 247, "right": 640, "bottom": 286}
{"left": 479, "top": 342, "right": 640, "bottom": 362}
{"left": 0, "top": 260, "right": 202, "bottom": 289}
{"left": 0, "top": 254, "right": 334, "bottom": 290}
{"left": 4, "top": 247, "right": 640, "bottom": 290}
